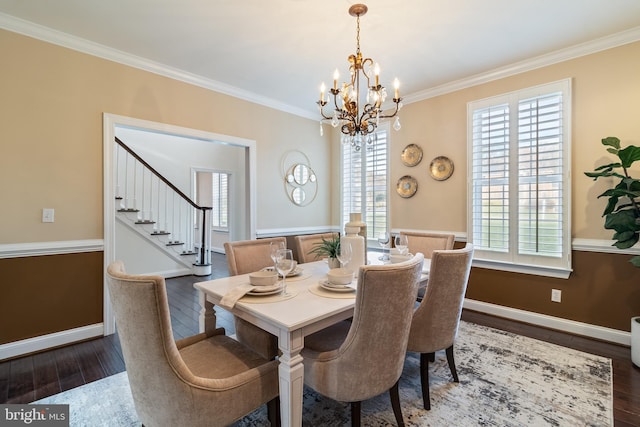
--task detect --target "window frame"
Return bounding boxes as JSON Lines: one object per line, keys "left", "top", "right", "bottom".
{"left": 340, "top": 123, "right": 390, "bottom": 247}
{"left": 466, "top": 79, "right": 572, "bottom": 279}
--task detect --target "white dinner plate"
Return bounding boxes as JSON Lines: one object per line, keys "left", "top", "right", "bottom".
{"left": 262, "top": 266, "right": 303, "bottom": 277}
{"left": 319, "top": 280, "right": 355, "bottom": 293}
{"left": 247, "top": 284, "right": 283, "bottom": 296}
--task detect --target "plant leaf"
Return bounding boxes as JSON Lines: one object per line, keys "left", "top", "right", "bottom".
{"left": 630, "top": 255, "right": 640, "bottom": 268}
{"left": 604, "top": 209, "right": 640, "bottom": 232}
{"left": 602, "top": 136, "right": 620, "bottom": 150}
{"left": 613, "top": 230, "right": 636, "bottom": 241}
{"left": 613, "top": 232, "right": 639, "bottom": 249}
{"left": 602, "top": 195, "right": 618, "bottom": 216}
{"left": 618, "top": 145, "right": 640, "bottom": 168}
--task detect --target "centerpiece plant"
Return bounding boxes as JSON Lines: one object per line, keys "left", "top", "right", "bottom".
{"left": 308, "top": 234, "right": 341, "bottom": 268}
{"left": 584, "top": 136, "right": 640, "bottom": 267}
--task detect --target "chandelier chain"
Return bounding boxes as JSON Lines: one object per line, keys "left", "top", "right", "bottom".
{"left": 356, "top": 14, "right": 361, "bottom": 55}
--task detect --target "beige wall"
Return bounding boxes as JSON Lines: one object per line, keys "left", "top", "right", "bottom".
{"left": 390, "top": 41, "right": 640, "bottom": 239}
{"left": 0, "top": 29, "right": 332, "bottom": 245}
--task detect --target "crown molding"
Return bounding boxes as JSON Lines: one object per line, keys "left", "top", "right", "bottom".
{"left": 403, "top": 26, "right": 640, "bottom": 104}
{"left": 0, "top": 12, "right": 316, "bottom": 120}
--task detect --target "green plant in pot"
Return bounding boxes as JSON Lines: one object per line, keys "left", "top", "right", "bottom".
{"left": 584, "top": 136, "right": 640, "bottom": 367}
{"left": 584, "top": 136, "right": 640, "bottom": 267}
{"left": 308, "top": 235, "right": 341, "bottom": 268}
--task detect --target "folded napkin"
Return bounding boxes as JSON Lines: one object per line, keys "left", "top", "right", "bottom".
{"left": 219, "top": 283, "right": 255, "bottom": 309}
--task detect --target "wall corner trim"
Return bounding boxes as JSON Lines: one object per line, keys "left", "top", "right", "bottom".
{"left": 464, "top": 299, "right": 630, "bottom": 346}
{"left": 0, "top": 240, "right": 104, "bottom": 259}
{"left": 0, "top": 323, "right": 104, "bottom": 361}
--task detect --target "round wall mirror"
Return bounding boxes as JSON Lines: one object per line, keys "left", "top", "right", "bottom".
{"left": 292, "top": 187, "right": 306, "bottom": 205}
{"left": 281, "top": 150, "right": 318, "bottom": 207}
{"left": 293, "top": 164, "right": 309, "bottom": 185}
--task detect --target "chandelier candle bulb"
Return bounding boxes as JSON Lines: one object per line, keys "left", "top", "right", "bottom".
{"left": 394, "top": 78, "right": 399, "bottom": 99}
{"left": 333, "top": 69, "right": 339, "bottom": 89}
{"left": 374, "top": 63, "right": 380, "bottom": 86}
{"left": 320, "top": 82, "right": 326, "bottom": 102}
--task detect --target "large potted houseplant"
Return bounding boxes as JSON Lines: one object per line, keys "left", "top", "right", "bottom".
{"left": 584, "top": 136, "right": 640, "bottom": 366}
{"left": 309, "top": 234, "right": 341, "bottom": 269}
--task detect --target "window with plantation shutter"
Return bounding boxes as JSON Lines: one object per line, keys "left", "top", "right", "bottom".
{"left": 211, "top": 172, "right": 229, "bottom": 230}
{"left": 342, "top": 125, "right": 389, "bottom": 245}
{"left": 467, "top": 79, "right": 572, "bottom": 278}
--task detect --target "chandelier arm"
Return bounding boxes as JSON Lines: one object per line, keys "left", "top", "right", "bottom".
{"left": 360, "top": 57, "right": 374, "bottom": 84}
{"left": 376, "top": 99, "right": 402, "bottom": 119}
{"left": 359, "top": 102, "right": 377, "bottom": 124}
{"left": 317, "top": 103, "right": 335, "bottom": 121}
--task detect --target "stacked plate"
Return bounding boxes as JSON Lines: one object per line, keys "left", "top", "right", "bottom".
{"left": 261, "top": 266, "right": 303, "bottom": 277}
{"left": 319, "top": 280, "right": 355, "bottom": 293}
{"left": 247, "top": 283, "right": 283, "bottom": 296}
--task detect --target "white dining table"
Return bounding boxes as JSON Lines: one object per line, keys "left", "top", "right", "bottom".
{"left": 194, "top": 255, "right": 430, "bottom": 427}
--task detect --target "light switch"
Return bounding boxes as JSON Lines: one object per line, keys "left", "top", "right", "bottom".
{"left": 42, "top": 208, "right": 55, "bottom": 223}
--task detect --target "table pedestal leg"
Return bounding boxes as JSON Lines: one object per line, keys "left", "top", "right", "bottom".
{"left": 198, "top": 291, "right": 217, "bottom": 333}
{"left": 278, "top": 330, "right": 304, "bottom": 427}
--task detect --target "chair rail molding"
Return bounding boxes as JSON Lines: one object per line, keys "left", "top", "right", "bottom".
{"left": 0, "top": 239, "right": 103, "bottom": 259}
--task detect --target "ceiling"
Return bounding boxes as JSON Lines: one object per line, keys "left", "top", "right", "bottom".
{"left": 1, "top": 0, "right": 640, "bottom": 119}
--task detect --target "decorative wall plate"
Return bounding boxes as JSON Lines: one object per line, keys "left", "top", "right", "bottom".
{"left": 396, "top": 175, "right": 418, "bottom": 198}
{"left": 429, "top": 156, "right": 454, "bottom": 181}
{"left": 401, "top": 144, "right": 423, "bottom": 167}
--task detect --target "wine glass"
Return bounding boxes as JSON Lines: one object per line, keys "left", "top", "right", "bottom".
{"left": 270, "top": 241, "right": 285, "bottom": 271}
{"left": 275, "top": 249, "right": 295, "bottom": 296}
{"left": 337, "top": 241, "right": 352, "bottom": 269}
{"left": 377, "top": 231, "right": 391, "bottom": 261}
{"left": 395, "top": 234, "right": 409, "bottom": 255}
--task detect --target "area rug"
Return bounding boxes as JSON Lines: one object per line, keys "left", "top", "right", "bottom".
{"left": 34, "top": 321, "right": 613, "bottom": 426}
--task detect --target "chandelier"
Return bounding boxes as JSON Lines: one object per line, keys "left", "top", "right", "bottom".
{"left": 317, "top": 3, "right": 402, "bottom": 151}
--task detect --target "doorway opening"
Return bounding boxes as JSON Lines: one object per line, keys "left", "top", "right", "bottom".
{"left": 103, "top": 113, "right": 256, "bottom": 335}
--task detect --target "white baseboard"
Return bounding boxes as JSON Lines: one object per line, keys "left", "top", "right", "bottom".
{"left": 464, "top": 299, "right": 631, "bottom": 346}
{"left": 0, "top": 323, "right": 104, "bottom": 361}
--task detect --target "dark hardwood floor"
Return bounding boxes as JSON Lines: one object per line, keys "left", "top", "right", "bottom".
{"left": 1, "top": 253, "right": 638, "bottom": 426}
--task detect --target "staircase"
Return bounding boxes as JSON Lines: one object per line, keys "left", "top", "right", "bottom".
{"left": 114, "top": 136, "right": 212, "bottom": 276}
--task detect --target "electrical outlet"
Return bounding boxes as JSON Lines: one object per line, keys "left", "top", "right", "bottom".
{"left": 551, "top": 289, "right": 562, "bottom": 303}
{"left": 42, "top": 208, "right": 55, "bottom": 223}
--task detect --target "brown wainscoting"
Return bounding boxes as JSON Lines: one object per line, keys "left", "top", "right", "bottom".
{"left": 465, "top": 249, "right": 640, "bottom": 332}
{"left": 0, "top": 252, "right": 103, "bottom": 345}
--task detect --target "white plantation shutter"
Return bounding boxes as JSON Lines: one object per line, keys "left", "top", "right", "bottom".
{"left": 342, "top": 126, "right": 389, "bottom": 242}
{"left": 518, "top": 93, "right": 564, "bottom": 258}
{"left": 468, "top": 79, "right": 571, "bottom": 277}
{"left": 471, "top": 103, "right": 510, "bottom": 253}
{"left": 211, "top": 172, "right": 229, "bottom": 229}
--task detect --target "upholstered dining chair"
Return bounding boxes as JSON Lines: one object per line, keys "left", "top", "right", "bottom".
{"left": 399, "top": 231, "right": 455, "bottom": 259}
{"left": 224, "top": 237, "right": 287, "bottom": 360}
{"left": 301, "top": 253, "right": 425, "bottom": 427}
{"left": 106, "top": 261, "right": 280, "bottom": 427}
{"left": 293, "top": 232, "right": 339, "bottom": 263}
{"left": 399, "top": 231, "right": 455, "bottom": 301}
{"left": 406, "top": 244, "right": 474, "bottom": 410}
